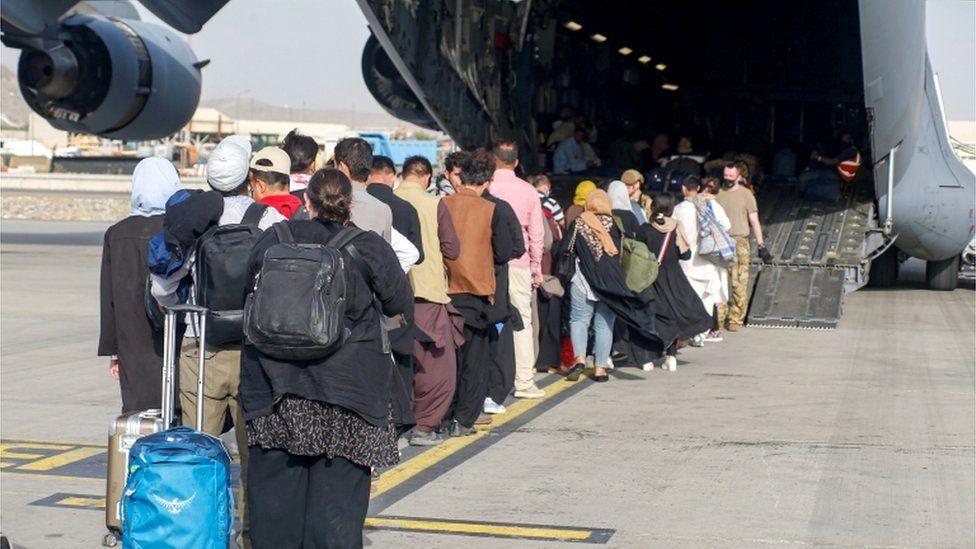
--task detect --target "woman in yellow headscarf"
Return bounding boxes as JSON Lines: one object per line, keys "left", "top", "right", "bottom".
{"left": 564, "top": 180, "right": 596, "bottom": 227}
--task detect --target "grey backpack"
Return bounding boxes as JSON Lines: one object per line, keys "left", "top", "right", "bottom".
{"left": 244, "top": 222, "right": 364, "bottom": 361}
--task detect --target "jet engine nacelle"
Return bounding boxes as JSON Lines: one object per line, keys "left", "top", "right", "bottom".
{"left": 16, "top": 14, "right": 202, "bottom": 140}
{"left": 361, "top": 34, "right": 438, "bottom": 131}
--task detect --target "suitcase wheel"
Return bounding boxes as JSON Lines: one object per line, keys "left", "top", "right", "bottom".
{"left": 101, "top": 532, "right": 118, "bottom": 547}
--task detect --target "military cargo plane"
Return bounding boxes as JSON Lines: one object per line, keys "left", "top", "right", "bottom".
{"left": 2, "top": 0, "right": 973, "bottom": 327}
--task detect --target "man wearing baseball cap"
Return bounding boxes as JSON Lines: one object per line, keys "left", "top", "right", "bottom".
{"left": 249, "top": 146, "right": 303, "bottom": 219}
{"left": 621, "top": 168, "right": 653, "bottom": 223}
{"left": 152, "top": 134, "right": 284, "bottom": 549}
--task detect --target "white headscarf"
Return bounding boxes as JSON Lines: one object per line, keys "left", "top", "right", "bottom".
{"left": 606, "top": 180, "right": 631, "bottom": 211}
{"left": 130, "top": 157, "right": 182, "bottom": 217}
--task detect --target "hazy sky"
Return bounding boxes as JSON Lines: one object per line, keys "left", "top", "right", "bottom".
{"left": 1, "top": 0, "right": 973, "bottom": 119}
{"left": 925, "top": 0, "right": 976, "bottom": 121}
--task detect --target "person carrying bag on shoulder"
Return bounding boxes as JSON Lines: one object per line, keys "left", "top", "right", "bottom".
{"left": 240, "top": 168, "right": 412, "bottom": 549}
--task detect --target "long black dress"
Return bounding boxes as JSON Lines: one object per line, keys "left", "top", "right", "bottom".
{"left": 636, "top": 224, "right": 713, "bottom": 347}
{"left": 99, "top": 215, "right": 167, "bottom": 412}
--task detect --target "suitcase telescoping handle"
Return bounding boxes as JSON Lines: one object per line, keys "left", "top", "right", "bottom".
{"left": 163, "top": 304, "right": 210, "bottom": 431}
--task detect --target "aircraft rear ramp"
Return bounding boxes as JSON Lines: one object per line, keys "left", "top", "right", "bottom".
{"left": 747, "top": 183, "right": 876, "bottom": 329}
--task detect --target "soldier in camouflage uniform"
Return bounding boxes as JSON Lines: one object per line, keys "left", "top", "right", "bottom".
{"left": 715, "top": 162, "right": 769, "bottom": 332}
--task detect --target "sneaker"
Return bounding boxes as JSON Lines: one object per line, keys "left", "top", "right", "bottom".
{"left": 606, "top": 356, "right": 615, "bottom": 370}
{"left": 664, "top": 356, "right": 677, "bottom": 371}
{"left": 409, "top": 429, "right": 441, "bottom": 446}
{"left": 585, "top": 355, "right": 595, "bottom": 368}
{"left": 641, "top": 361, "right": 654, "bottom": 371}
{"left": 474, "top": 413, "right": 493, "bottom": 426}
{"left": 704, "top": 330, "right": 723, "bottom": 342}
{"left": 448, "top": 420, "right": 476, "bottom": 437}
{"left": 513, "top": 384, "right": 546, "bottom": 399}
{"left": 483, "top": 397, "right": 507, "bottom": 415}
{"left": 690, "top": 334, "right": 705, "bottom": 347}
{"left": 727, "top": 324, "right": 742, "bottom": 333}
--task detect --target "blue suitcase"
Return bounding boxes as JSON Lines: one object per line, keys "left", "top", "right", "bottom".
{"left": 121, "top": 305, "right": 235, "bottom": 549}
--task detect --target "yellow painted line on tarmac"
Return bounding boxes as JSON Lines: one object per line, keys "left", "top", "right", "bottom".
{"left": 35, "top": 495, "right": 613, "bottom": 543}
{"left": 371, "top": 375, "right": 585, "bottom": 498}
{"left": 364, "top": 516, "right": 592, "bottom": 541}
{"left": 0, "top": 442, "right": 73, "bottom": 460}
{"left": 17, "top": 446, "right": 104, "bottom": 471}
{"left": 57, "top": 496, "right": 106, "bottom": 509}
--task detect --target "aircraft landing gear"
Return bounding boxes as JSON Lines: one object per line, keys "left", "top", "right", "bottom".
{"left": 926, "top": 255, "right": 959, "bottom": 291}
{"left": 868, "top": 245, "right": 899, "bottom": 288}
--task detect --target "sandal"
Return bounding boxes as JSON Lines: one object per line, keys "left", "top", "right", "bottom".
{"left": 591, "top": 367, "right": 609, "bottom": 382}
{"left": 565, "top": 362, "right": 585, "bottom": 382}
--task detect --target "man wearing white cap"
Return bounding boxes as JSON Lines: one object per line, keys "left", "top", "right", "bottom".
{"left": 205, "top": 135, "right": 286, "bottom": 229}
{"left": 151, "top": 134, "right": 283, "bottom": 549}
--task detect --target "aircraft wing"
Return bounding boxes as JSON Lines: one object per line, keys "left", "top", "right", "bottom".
{"left": 136, "top": 0, "right": 229, "bottom": 34}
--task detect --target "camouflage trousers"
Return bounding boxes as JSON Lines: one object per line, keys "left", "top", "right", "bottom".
{"left": 716, "top": 237, "right": 751, "bottom": 329}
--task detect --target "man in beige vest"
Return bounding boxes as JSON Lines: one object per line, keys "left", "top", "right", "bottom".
{"left": 394, "top": 156, "right": 463, "bottom": 445}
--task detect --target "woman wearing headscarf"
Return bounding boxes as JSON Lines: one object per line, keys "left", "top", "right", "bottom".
{"left": 98, "top": 157, "right": 182, "bottom": 411}
{"left": 673, "top": 176, "right": 731, "bottom": 343}
{"left": 606, "top": 180, "right": 641, "bottom": 236}
{"left": 635, "top": 193, "right": 712, "bottom": 371}
{"left": 562, "top": 190, "right": 657, "bottom": 382}
{"left": 564, "top": 179, "right": 596, "bottom": 228}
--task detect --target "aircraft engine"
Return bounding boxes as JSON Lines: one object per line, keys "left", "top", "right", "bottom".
{"left": 15, "top": 14, "right": 202, "bottom": 140}
{"left": 361, "top": 35, "right": 438, "bottom": 130}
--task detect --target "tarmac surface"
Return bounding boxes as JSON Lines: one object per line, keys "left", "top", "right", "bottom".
{"left": 1, "top": 219, "right": 974, "bottom": 548}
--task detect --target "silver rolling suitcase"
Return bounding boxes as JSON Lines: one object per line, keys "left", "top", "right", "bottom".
{"left": 103, "top": 306, "right": 195, "bottom": 547}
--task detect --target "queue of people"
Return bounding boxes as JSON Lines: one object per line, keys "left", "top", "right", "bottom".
{"left": 98, "top": 130, "right": 767, "bottom": 548}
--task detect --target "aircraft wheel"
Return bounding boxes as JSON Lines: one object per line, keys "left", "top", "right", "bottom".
{"left": 926, "top": 255, "right": 959, "bottom": 291}
{"left": 868, "top": 245, "right": 899, "bottom": 288}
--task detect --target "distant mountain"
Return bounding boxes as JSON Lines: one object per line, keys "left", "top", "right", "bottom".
{"left": 199, "top": 97, "right": 419, "bottom": 131}
{"left": 0, "top": 65, "right": 431, "bottom": 134}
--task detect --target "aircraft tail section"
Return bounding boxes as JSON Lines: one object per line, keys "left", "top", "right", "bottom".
{"left": 860, "top": 0, "right": 975, "bottom": 262}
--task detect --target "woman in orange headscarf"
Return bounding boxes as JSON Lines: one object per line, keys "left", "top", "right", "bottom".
{"left": 563, "top": 190, "right": 624, "bottom": 382}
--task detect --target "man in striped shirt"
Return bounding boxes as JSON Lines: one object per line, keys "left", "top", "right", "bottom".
{"left": 529, "top": 174, "right": 565, "bottom": 228}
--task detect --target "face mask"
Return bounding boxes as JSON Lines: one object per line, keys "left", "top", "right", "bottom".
{"left": 722, "top": 178, "right": 736, "bottom": 189}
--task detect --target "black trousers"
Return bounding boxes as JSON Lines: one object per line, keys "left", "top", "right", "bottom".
{"left": 453, "top": 324, "right": 491, "bottom": 428}
{"left": 120, "top": 330, "right": 182, "bottom": 415}
{"left": 247, "top": 447, "right": 371, "bottom": 549}
{"left": 487, "top": 325, "right": 516, "bottom": 405}
{"left": 534, "top": 294, "right": 563, "bottom": 370}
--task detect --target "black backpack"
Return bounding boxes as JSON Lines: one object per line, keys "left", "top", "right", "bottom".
{"left": 243, "top": 222, "right": 365, "bottom": 361}
{"left": 194, "top": 202, "right": 267, "bottom": 346}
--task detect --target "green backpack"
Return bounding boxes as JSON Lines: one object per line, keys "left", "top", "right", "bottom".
{"left": 614, "top": 216, "right": 658, "bottom": 293}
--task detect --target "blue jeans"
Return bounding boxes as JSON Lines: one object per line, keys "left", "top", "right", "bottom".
{"left": 569, "top": 281, "right": 616, "bottom": 367}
